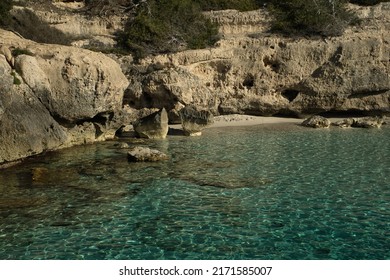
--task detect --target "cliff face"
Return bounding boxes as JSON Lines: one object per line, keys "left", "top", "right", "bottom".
{"left": 0, "top": 30, "right": 129, "bottom": 166}
{"left": 124, "top": 3, "right": 390, "bottom": 117}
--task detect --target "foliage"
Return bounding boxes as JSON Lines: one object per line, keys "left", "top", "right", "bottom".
{"left": 0, "top": 0, "right": 13, "bottom": 27}
{"left": 268, "top": 0, "right": 357, "bottom": 37}
{"left": 11, "top": 71, "right": 21, "bottom": 85}
{"left": 118, "top": 0, "right": 219, "bottom": 59}
{"left": 193, "top": 0, "right": 262, "bottom": 11}
{"left": 11, "top": 48, "right": 34, "bottom": 57}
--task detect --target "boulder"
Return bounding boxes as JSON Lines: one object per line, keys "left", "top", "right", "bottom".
{"left": 0, "top": 29, "right": 131, "bottom": 166}
{"left": 351, "top": 116, "right": 385, "bottom": 128}
{"left": 127, "top": 146, "right": 169, "bottom": 162}
{"left": 301, "top": 115, "right": 330, "bottom": 128}
{"left": 133, "top": 108, "right": 169, "bottom": 139}
{"left": 301, "top": 115, "right": 331, "bottom": 128}
{"left": 179, "top": 105, "right": 214, "bottom": 136}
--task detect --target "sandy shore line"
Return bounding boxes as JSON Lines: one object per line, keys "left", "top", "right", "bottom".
{"left": 170, "top": 114, "right": 303, "bottom": 130}
{"left": 210, "top": 114, "right": 303, "bottom": 128}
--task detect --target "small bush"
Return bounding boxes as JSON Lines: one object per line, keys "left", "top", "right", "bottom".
{"left": 11, "top": 48, "right": 34, "bottom": 57}
{"left": 11, "top": 71, "right": 21, "bottom": 85}
{"left": 118, "top": 0, "right": 219, "bottom": 59}
{"left": 193, "top": 0, "right": 262, "bottom": 11}
{"left": 268, "top": 0, "right": 357, "bottom": 37}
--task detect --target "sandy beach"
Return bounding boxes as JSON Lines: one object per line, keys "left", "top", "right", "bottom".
{"left": 169, "top": 114, "right": 303, "bottom": 131}
{"left": 210, "top": 114, "right": 303, "bottom": 128}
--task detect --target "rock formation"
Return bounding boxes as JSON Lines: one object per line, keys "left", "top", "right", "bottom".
{"left": 302, "top": 116, "right": 331, "bottom": 128}
{"left": 0, "top": 29, "right": 129, "bottom": 166}
{"left": 179, "top": 105, "right": 214, "bottom": 136}
{"left": 133, "top": 108, "right": 169, "bottom": 139}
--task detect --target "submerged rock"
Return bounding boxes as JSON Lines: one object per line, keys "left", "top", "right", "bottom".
{"left": 127, "top": 146, "right": 169, "bottom": 162}
{"left": 301, "top": 116, "right": 331, "bottom": 128}
{"left": 179, "top": 105, "right": 214, "bottom": 136}
{"left": 133, "top": 108, "right": 169, "bottom": 139}
{"left": 190, "top": 177, "right": 272, "bottom": 189}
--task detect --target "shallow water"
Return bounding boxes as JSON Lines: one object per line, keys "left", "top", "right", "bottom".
{"left": 0, "top": 124, "right": 389, "bottom": 260}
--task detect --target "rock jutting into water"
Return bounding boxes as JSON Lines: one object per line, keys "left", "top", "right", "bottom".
{"left": 301, "top": 116, "right": 331, "bottom": 128}
{"left": 133, "top": 108, "right": 169, "bottom": 139}
{"left": 0, "top": 29, "right": 130, "bottom": 167}
{"left": 332, "top": 116, "right": 386, "bottom": 128}
{"left": 350, "top": 116, "right": 385, "bottom": 128}
{"left": 179, "top": 105, "right": 214, "bottom": 136}
{"left": 127, "top": 146, "right": 169, "bottom": 162}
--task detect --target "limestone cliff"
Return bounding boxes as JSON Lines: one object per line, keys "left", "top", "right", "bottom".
{"left": 123, "top": 3, "right": 389, "bottom": 118}
{"left": 0, "top": 30, "right": 129, "bottom": 166}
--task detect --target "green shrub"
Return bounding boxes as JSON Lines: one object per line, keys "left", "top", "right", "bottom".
{"left": 118, "top": 0, "right": 219, "bottom": 59}
{"left": 0, "top": 0, "right": 13, "bottom": 27}
{"left": 193, "top": 0, "right": 262, "bottom": 11}
{"left": 11, "top": 48, "right": 34, "bottom": 57}
{"left": 268, "top": 0, "right": 357, "bottom": 36}
{"left": 11, "top": 71, "right": 21, "bottom": 85}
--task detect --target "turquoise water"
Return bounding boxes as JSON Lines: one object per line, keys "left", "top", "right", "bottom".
{"left": 0, "top": 124, "right": 389, "bottom": 260}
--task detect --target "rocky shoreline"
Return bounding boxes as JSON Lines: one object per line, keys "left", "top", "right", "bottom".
{"left": 1, "top": 2, "right": 389, "bottom": 168}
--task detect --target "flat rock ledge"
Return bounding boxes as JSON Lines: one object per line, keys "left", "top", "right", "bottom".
{"left": 127, "top": 146, "right": 169, "bottom": 162}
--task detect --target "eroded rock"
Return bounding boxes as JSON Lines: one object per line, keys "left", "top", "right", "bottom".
{"left": 179, "top": 105, "right": 214, "bottom": 136}
{"left": 133, "top": 108, "right": 169, "bottom": 139}
{"left": 0, "top": 29, "right": 130, "bottom": 166}
{"left": 302, "top": 116, "right": 331, "bottom": 128}
{"left": 351, "top": 116, "right": 385, "bottom": 128}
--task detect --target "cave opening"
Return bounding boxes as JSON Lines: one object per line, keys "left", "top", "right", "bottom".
{"left": 281, "top": 89, "right": 300, "bottom": 102}
{"left": 243, "top": 74, "right": 255, "bottom": 89}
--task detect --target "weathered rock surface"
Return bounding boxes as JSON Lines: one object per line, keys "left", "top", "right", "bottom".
{"left": 179, "top": 105, "right": 214, "bottom": 136}
{"left": 127, "top": 146, "right": 169, "bottom": 162}
{"left": 351, "top": 116, "right": 385, "bottom": 128}
{"left": 11, "top": 5, "right": 123, "bottom": 44}
{"left": 0, "top": 29, "right": 129, "bottom": 166}
{"left": 122, "top": 3, "right": 390, "bottom": 119}
{"left": 0, "top": 55, "right": 68, "bottom": 164}
{"left": 302, "top": 116, "right": 331, "bottom": 128}
{"left": 333, "top": 116, "right": 385, "bottom": 128}
{"left": 133, "top": 108, "right": 169, "bottom": 139}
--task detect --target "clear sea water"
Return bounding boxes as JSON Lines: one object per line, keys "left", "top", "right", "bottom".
{"left": 0, "top": 123, "right": 389, "bottom": 260}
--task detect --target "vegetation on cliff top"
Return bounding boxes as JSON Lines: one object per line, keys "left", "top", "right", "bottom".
{"left": 117, "top": 0, "right": 220, "bottom": 59}
{"left": 1, "top": 0, "right": 388, "bottom": 58}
